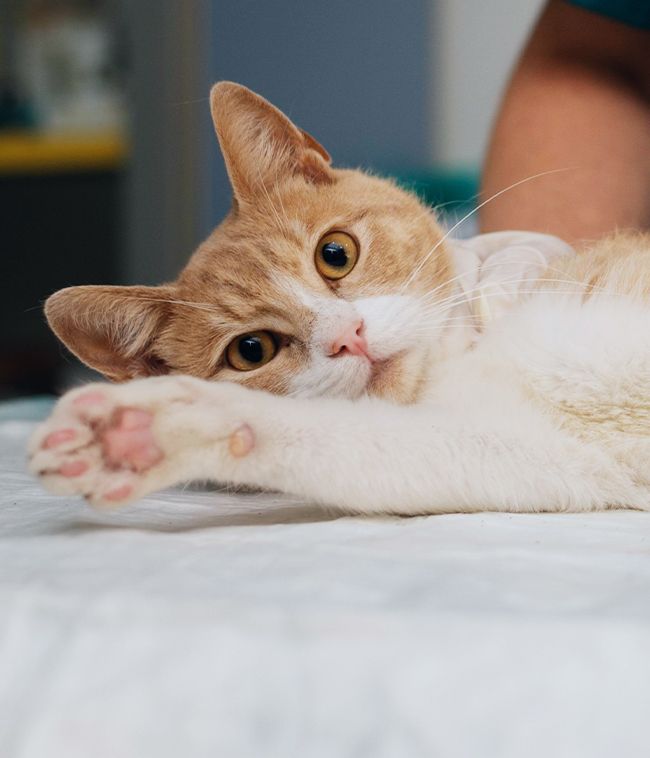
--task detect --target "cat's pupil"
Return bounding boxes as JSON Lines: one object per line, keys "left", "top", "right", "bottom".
{"left": 238, "top": 336, "right": 264, "bottom": 363}
{"left": 322, "top": 242, "right": 348, "bottom": 268}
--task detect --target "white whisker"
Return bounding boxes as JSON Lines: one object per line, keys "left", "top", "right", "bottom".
{"left": 417, "top": 275, "right": 603, "bottom": 316}
{"left": 399, "top": 167, "right": 574, "bottom": 293}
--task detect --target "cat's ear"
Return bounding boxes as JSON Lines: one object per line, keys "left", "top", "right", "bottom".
{"left": 45, "top": 285, "right": 174, "bottom": 381}
{"left": 210, "top": 81, "right": 333, "bottom": 204}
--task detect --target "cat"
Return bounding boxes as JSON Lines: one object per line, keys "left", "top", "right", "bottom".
{"left": 28, "top": 82, "right": 650, "bottom": 515}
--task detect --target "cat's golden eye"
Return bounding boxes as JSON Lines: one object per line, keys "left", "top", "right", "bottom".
{"left": 315, "top": 231, "right": 359, "bottom": 280}
{"left": 226, "top": 331, "right": 278, "bottom": 371}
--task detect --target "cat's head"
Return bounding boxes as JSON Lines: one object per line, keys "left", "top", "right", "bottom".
{"left": 46, "top": 82, "right": 454, "bottom": 403}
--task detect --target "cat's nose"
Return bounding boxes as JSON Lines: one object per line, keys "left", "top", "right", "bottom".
{"left": 327, "top": 320, "right": 371, "bottom": 359}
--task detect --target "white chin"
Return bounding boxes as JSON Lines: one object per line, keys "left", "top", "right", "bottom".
{"left": 288, "top": 356, "right": 373, "bottom": 399}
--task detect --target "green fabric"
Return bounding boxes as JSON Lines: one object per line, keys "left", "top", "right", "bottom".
{"left": 565, "top": 0, "right": 650, "bottom": 29}
{"left": 394, "top": 169, "right": 479, "bottom": 213}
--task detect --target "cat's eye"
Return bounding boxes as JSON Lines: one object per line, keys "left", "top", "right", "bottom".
{"left": 226, "top": 331, "right": 278, "bottom": 371}
{"left": 315, "top": 231, "right": 359, "bottom": 280}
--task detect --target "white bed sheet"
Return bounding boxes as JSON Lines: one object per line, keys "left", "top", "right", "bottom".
{"left": 1, "top": 419, "right": 650, "bottom": 758}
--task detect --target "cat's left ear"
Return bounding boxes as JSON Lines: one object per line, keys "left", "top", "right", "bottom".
{"left": 44, "top": 285, "right": 174, "bottom": 381}
{"left": 210, "top": 81, "right": 333, "bottom": 205}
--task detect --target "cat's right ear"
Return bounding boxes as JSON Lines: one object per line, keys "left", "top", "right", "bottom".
{"left": 44, "top": 285, "right": 174, "bottom": 381}
{"left": 210, "top": 81, "right": 334, "bottom": 205}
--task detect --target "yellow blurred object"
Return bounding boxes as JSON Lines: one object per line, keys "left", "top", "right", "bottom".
{"left": 0, "top": 131, "right": 128, "bottom": 174}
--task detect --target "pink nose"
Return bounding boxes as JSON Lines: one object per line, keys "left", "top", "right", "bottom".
{"left": 328, "top": 320, "right": 370, "bottom": 359}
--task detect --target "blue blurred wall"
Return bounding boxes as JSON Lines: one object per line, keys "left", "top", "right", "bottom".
{"left": 207, "top": 0, "right": 433, "bottom": 227}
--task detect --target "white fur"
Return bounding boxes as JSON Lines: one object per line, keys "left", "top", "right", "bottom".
{"left": 29, "top": 233, "right": 650, "bottom": 514}
{"left": 285, "top": 293, "right": 438, "bottom": 399}
{"left": 286, "top": 292, "right": 371, "bottom": 398}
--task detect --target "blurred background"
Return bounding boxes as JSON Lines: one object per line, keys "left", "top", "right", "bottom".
{"left": 0, "top": 0, "right": 544, "bottom": 400}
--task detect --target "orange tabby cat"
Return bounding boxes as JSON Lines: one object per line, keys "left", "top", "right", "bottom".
{"left": 29, "top": 83, "right": 650, "bottom": 514}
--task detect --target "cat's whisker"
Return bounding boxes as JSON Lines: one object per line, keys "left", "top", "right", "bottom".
{"left": 399, "top": 167, "right": 575, "bottom": 294}
{"left": 413, "top": 280, "right": 623, "bottom": 337}
{"left": 426, "top": 288, "right": 621, "bottom": 319}
{"left": 415, "top": 287, "right": 601, "bottom": 326}
{"left": 409, "top": 323, "right": 478, "bottom": 333}
{"left": 416, "top": 274, "right": 606, "bottom": 316}
{"left": 407, "top": 257, "right": 581, "bottom": 313}
{"left": 408, "top": 253, "right": 530, "bottom": 303}
{"left": 419, "top": 308, "right": 484, "bottom": 322}
{"left": 417, "top": 263, "right": 595, "bottom": 310}
{"left": 433, "top": 197, "right": 477, "bottom": 212}
{"left": 435, "top": 317, "right": 483, "bottom": 325}
{"left": 426, "top": 324, "right": 481, "bottom": 332}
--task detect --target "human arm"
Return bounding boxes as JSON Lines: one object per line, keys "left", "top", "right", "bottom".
{"left": 480, "top": 0, "right": 650, "bottom": 244}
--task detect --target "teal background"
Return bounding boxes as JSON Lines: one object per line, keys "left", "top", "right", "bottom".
{"left": 566, "top": 0, "right": 650, "bottom": 29}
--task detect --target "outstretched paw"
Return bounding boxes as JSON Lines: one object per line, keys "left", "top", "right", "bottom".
{"left": 29, "top": 385, "right": 169, "bottom": 506}
{"left": 30, "top": 377, "right": 261, "bottom": 508}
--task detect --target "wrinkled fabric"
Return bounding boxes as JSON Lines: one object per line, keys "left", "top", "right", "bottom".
{"left": 2, "top": 420, "right": 650, "bottom": 758}
{"left": 451, "top": 230, "right": 574, "bottom": 325}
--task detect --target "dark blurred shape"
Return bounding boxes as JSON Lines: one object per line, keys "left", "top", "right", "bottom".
{"left": 1, "top": 167, "right": 121, "bottom": 395}
{"left": 0, "top": 0, "right": 127, "bottom": 399}
{"left": 0, "top": 80, "right": 35, "bottom": 129}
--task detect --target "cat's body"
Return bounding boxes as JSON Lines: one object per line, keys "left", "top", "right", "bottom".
{"left": 29, "top": 83, "right": 650, "bottom": 514}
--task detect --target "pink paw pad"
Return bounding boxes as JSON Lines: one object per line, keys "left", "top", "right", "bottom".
{"left": 73, "top": 391, "right": 106, "bottom": 407}
{"left": 103, "top": 407, "right": 163, "bottom": 472}
{"left": 104, "top": 484, "right": 133, "bottom": 502}
{"left": 43, "top": 428, "right": 76, "bottom": 449}
{"left": 59, "top": 460, "right": 88, "bottom": 477}
{"left": 119, "top": 408, "right": 153, "bottom": 431}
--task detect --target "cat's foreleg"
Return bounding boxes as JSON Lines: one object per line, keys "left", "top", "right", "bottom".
{"left": 29, "top": 375, "right": 645, "bottom": 513}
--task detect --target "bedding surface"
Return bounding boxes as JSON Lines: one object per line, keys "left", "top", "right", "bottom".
{"left": 1, "top": 418, "right": 650, "bottom": 758}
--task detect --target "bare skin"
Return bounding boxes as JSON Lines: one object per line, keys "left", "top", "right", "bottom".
{"left": 481, "top": 0, "right": 650, "bottom": 246}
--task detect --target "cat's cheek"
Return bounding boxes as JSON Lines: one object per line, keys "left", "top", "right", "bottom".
{"left": 354, "top": 294, "right": 434, "bottom": 361}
